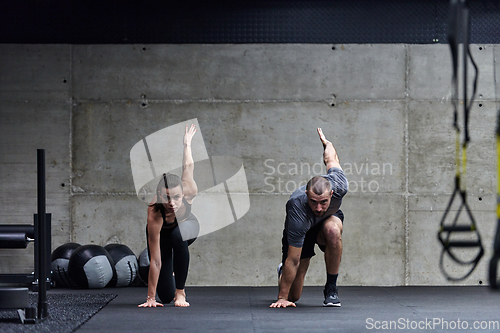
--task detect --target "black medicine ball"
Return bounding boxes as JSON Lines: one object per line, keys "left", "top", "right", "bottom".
{"left": 51, "top": 242, "right": 81, "bottom": 288}
{"left": 68, "top": 244, "right": 114, "bottom": 289}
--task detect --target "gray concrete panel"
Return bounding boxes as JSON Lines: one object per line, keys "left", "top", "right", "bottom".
{"left": 0, "top": 45, "right": 71, "bottom": 102}
{"left": 408, "top": 44, "right": 495, "bottom": 101}
{"left": 71, "top": 195, "right": 146, "bottom": 255}
{"left": 334, "top": 195, "right": 406, "bottom": 286}
{"left": 327, "top": 44, "right": 406, "bottom": 100}
{"left": 72, "top": 44, "right": 406, "bottom": 101}
{"left": 408, "top": 100, "right": 496, "bottom": 194}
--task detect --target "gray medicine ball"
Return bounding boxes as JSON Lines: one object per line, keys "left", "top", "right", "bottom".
{"left": 51, "top": 242, "right": 81, "bottom": 288}
{"left": 104, "top": 244, "right": 138, "bottom": 287}
{"left": 68, "top": 245, "right": 114, "bottom": 289}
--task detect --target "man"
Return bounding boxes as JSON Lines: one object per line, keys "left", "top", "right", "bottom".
{"left": 270, "top": 128, "right": 348, "bottom": 308}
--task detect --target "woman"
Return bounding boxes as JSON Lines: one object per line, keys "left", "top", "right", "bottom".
{"left": 138, "top": 124, "right": 199, "bottom": 308}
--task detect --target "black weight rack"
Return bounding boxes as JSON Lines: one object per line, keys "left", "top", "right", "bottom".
{"left": 0, "top": 149, "right": 51, "bottom": 323}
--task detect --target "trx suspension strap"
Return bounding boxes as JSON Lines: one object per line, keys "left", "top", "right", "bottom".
{"left": 490, "top": 111, "right": 500, "bottom": 289}
{"left": 437, "top": 0, "right": 483, "bottom": 281}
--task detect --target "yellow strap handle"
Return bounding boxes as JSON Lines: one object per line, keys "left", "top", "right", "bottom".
{"left": 455, "top": 129, "right": 468, "bottom": 192}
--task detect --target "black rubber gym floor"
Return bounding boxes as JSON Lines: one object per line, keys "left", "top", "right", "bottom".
{"left": 72, "top": 286, "right": 500, "bottom": 332}
{"left": 2, "top": 286, "right": 500, "bottom": 332}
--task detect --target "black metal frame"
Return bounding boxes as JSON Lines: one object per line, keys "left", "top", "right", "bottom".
{"left": 0, "top": 149, "right": 51, "bottom": 322}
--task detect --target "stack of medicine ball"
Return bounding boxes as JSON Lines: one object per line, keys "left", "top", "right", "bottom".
{"left": 51, "top": 242, "right": 140, "bottom": 289}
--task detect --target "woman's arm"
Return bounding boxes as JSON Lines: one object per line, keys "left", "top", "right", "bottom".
{"left": 138, "top": 208, "right": 164, "bottom": 308}
{"left": 181, "top": 124, "right": 198, "bottom": 202}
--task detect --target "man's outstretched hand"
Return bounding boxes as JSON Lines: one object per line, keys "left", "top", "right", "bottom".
{"left": 317, "top": 127, "right": 341, "bottom": 170}
{"left": 317, "top": 128, "right": 331, "bottom": 147}
{"left": 270, "top": 299, "right": 296, "bottom": 308}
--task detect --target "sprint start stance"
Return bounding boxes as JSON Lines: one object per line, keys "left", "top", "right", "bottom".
{"left": 270, "top": 128, "right": 348, "bottom": 308}
{"left": 139, "top": 124, "right": 199, "bottom": 308}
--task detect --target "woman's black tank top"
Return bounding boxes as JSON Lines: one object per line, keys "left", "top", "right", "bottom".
{"left": 159, "top": 197, "right": 191, "bottom": 229}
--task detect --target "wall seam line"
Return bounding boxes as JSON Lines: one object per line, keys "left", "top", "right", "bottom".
{"left": 404, "top": 44, "right": 411, "bottom": 286}
{"left": 69, "top": 44, "right": 74, "bottom": 243}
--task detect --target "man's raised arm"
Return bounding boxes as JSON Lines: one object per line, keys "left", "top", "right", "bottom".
{"left": 317, "top": 128, "right": 341, "bottom": 171}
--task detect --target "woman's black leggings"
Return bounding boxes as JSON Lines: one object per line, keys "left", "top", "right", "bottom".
{"left": 147, "top": 225, "right": 196, "bottom": 303}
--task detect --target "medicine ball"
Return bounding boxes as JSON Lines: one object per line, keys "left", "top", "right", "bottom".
{"left": 138, "top": 248, "right": 150, "bottom": 285}
{"left": 68, "top": 244, "right": 114, "bottom": 289}
{"left": 51, "top": 242, "right": 81, "bottom": 288}
{"left": 104, "top": 244, "right": 139, "bottom": 287}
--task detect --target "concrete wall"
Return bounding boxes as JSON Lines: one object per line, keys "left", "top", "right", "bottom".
{"left": 0, "top": 44, "right": 498, "bottom": 286}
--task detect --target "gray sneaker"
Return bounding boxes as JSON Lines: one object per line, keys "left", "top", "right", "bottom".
{"left": 323, "top": 284, "right": 341, "bottom": 307}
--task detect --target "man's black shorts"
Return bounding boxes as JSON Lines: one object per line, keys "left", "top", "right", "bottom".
{"left": 282, "top": 209, "right": 344, "bottom": 263}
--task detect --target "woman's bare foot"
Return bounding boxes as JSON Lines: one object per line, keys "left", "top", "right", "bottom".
{"left": 173, "top": 289, "right": 190, "bottom": 307}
